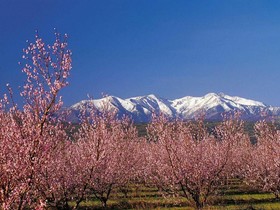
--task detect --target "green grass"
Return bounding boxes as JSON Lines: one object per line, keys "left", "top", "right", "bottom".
{"left": 68, "top": 180, "right": 280, "bottom": 209}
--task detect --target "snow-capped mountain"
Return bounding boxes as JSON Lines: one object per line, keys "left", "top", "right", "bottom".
{"left": 68, "top": 93, "right": 280, "bottom": 122}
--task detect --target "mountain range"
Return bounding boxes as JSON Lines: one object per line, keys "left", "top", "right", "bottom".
{"left": 67, "top": 93, "right": 280, "bottom": 122}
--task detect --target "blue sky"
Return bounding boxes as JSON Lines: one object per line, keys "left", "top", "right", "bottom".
{"left": 1, "top": 0, "right": 280, "bottom": 106}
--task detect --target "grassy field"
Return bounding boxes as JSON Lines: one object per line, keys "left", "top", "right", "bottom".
{"left": 69, "top": 179, "right": 280, "bottom": 209}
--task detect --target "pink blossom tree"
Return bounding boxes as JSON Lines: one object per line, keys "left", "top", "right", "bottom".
{"left": 214, "top": 113, "right": 252, "bottom": 178}
{"left": 244, "top": 120, "right": 280, "bottom": 199}
{"left": 145, "top": 114, "right": 249, "bottom": 209}
{"left": 32, "top": 124, "right": 77, "bottom": 209}
{"left": 74, "top": 104, "right": 141, "bottom": 208}
{"left": 0, "top": 31, "right": 72, "bottom": 209}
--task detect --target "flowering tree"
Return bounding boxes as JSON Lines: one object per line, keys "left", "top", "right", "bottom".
{"left": 145, "top": 114, "right": 248, "bottom": 209}
{"left": 214, "top": 114, "right": 252, "bottom": 178}
{"left": 0, "top": 31, "right": 72, "bottom": 209}
{"left": 74, "top": 105, "right": 141, "bottom": 208}
{"left": 32, "top": 125, "right": 76, "bottom": 209}
{"left": 0, "top": 30, "right": 143, "bottom": 209}
{"left": 244, "top": 120, "right": 280, "bottom": 199}
{"left": 0, "top": 102, "right": 26, "bottom": 209}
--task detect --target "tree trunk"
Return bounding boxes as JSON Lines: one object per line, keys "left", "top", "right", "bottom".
{"left": 195, "top": 201, "right": 203, "bottom": 210}
{"left": 193, "top": 194, "right": 204, "bottom": 210}
{"left": 57, "top": 201, "right": 71, "bottom": 210}
{"left": 274, "top": 192, "right": 280, "bottom": 200}
{"left": 101, "top": 197, "right": 108, "bottom": 209}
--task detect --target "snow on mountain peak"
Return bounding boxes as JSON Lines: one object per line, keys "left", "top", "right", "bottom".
{"left": 69, "top": 93, "right": 279, "bottom": 122}
{"left": 147, "top": 94, "right": 158, "bottom": 99}
{"left": 222, "top": 95, "right": 266, "bottom": 107}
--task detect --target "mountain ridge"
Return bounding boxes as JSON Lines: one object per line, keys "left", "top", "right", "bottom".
{"left": 68, "top": 93, "right": 280, "bottom": 122}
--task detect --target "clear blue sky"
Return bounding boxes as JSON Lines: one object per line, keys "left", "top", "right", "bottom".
{"left": 1, "top": 0, "right": 280, "bottom": 106}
